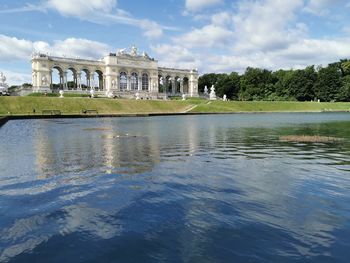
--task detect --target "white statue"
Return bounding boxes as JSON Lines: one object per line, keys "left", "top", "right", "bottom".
{"left": 182, "top": 93, "right": 186, "bottom": 101}
{"left": 106, "top": 90, "right": 114, "bottom": 98}
{"left": 210, "top": 85, "right": 217, "bottom": 100}
{"left": 59, "top": 90, "right": 64, "bottom": 98}
{"left": 142, "top": 51, "right": 150, "bottom": 59}
{"left": 130, "top": 46, "right": 138, "bottom": 56}
{"left": 111, "top": 79, "right": 116, "bottom": 89}
{"left": 223, "top": 94, "right": 227, "bottom": 101}
{"left": 135, "top": 92, "right": 140, "bottom": 100}
{"left": 204, "top": 85, "right": 208, "bottom": 95}
{"left": 159, "top": 77, "right": 164, "bottom": 85}
{"left": 90, "top": 88, "right": 95, "bottom": 98}
{"left": 117, "top": 48, "right": 127, "bottom": 55}
{"left": 0, "top": 72, "right": 6, "bottom": 85}
{"left": 41, "top": 75, "right": 48, "bottom": 86}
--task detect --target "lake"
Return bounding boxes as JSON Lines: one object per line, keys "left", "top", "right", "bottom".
{"left": 0, "top": 113, "right": 350, "bottom": 262}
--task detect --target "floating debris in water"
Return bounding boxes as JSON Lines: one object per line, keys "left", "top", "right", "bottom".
{"left": 279, "top": 135, "right": 343, "bottom": 143}
{"left": 83, "top": 127, "right": 112, "bottom": 131}
{"left": 101, "top": 134, "right": 143, "bottom": 139}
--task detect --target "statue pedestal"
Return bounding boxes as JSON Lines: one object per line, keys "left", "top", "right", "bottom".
{"left": 33, "top": 86, "right": 50, "bottom": 93}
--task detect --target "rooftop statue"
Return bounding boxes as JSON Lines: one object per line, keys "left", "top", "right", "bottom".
{"left": 0, "top": 72, "right": 6, "bottom": 85}
{"left": 142, "top": 51, "right": 150, "bottom": 59}
{"left": 117, "top": 48, "right": 127, "bottom": 55}
{"left": 130, "top": 46, "right": 138, "bottom": 56}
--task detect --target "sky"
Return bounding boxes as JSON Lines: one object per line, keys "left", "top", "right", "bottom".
{"left": 0, "top": 0, "right": 350, "bottom": 85}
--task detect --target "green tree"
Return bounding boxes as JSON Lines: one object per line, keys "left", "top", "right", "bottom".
{"left": 215, "top": 72, "right": 240, "bottom": 99}
{"left": 336, "top": 75, "right": 350, "bottom": 102}
{"left": 272, "top": 69, "right": 295, "bottom": 100}
{"left": 314, "top": 65, "right": 342, "bottom": 102}
{"left": 288, "top": 66, "right": 316, "bottom": 101}
{"left": 239, "top": 67, "right": 273, "bottom": 101}
{"left": 198, "top": 73, "right": 219, "bottom": 93}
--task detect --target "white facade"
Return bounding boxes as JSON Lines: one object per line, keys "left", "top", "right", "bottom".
{"left": 31, "top": 47, "right": 199, "bottom": 98}
{"left": 0, "top": 72, "right": 9, "bottom": 95}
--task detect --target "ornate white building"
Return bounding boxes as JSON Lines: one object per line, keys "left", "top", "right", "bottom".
{"left": 32, "top": 46, "right": 199, "bottom": 98}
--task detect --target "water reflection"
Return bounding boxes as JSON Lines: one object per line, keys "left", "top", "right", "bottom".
{"left": 0, "top": 113, "right": 350, "bottom": 262}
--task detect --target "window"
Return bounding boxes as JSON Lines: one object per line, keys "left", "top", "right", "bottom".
{"left": 120, "top": 72, "right": 127, "bottom": 91}
{"left": 131, "top": 72, "right": 138, "bottom": 90}
{"left": 142, "top": 73, "right": 149, "bottom": 91}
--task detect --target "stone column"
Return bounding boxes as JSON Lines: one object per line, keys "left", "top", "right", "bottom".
{"left": 90, "top": 73, "right": 95, "bottom": 90}
{"left": 59, "top": 72, "right": 63, "bottom": 90}
{"left": 189, "top": 71, "right": 199, "bottom": 97}
{"left": 127, "top": 75, "right": 130, "bottom": 91}
{"left": 77, "top": 73, "right": 82, "bottom": 90}
{"left": 180, "top": 78, "right": 184, "bottom": 94}
{"left": 172, "top": 76, "right": 176, "bottom": 95}
{"left": 61, "top": 71, "right": 66, "bottom": 90}
{"left": 138, "top": 76, "right": 142, "bottom": 91}
{"left": 103, "top": 76, "right": 106, "bottom": 91}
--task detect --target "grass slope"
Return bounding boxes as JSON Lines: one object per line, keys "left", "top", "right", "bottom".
{"left": 190, "top": 101, "right": 350, "bottom": 113}
{"left": 0, "top": 97, "right": 194, "bottom": 115}
{"left": 1, "top": 97, "right": 350, "bottom": 116}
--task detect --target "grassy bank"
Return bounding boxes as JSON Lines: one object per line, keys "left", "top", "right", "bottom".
{"left": 0, "top": 97, "right": 350, "bottom": 116}
{"left": 190, "top": 101, "right": 350, "bottom": 113}
{"left": 0, "top": 97, "right": 195, "bottom": 115}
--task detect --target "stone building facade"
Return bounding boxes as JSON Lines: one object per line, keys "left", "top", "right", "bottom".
{"left": 31, "top": 46, "right": 199, "bottom": 98}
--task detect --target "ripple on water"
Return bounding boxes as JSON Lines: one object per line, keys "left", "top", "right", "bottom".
{"left": 0, "top": 113, "right": 350, "bottom": 262}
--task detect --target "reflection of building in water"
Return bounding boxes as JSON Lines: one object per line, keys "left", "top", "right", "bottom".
{"left": 101, "top": 120, "right": 161, "bottom": 175}
{"left": 34, "top": 120, "right": 162, "bottom": 179}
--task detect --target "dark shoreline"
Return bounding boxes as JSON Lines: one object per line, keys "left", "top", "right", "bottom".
{"left": 1, "top": 110, "right": 349, "bottom": 128}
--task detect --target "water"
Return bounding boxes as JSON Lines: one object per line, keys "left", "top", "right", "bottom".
{"left": 0, "top": 113, "right": 350, "bottom": 262}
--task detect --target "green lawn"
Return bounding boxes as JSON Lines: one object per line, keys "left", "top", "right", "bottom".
{"left": 190, "top": 101, "right": 350, "bottom": 113}
{"left": 0, "top": 97, "right": 195, "bottom": 115}
{"left": 0, "top": 97, "right": 349, "bottom": 116}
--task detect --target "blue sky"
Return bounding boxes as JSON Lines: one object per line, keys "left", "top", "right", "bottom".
{"left": 0, "top": 0, "right": 350, "bottom": 85}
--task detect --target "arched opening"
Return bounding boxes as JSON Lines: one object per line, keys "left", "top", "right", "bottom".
{"left": 130, "top": 72, "right": 138, "bottom": 90}
{"left": 158, "top": 75, "right": 164, "bottom": 93}
{"left": 142, "top": 73, "right": 149, "bottom": 91}
{"left": 183, "top": 77, "right": 189, "bottom": 94}
{"left": 51, "top": 66, "right": 63, "bottom": 91}
{"left": 120, "top": 72, "right": 127, "bottom": 91}
{"left": 94, "top": 70, "right": 103, "bottom": 91}
{"left": 81, "top": 69, "right": 90, "bottom": 90}
{"left": 67, "top": 68, "right": 77, "bottom": 90}
{"left": 175, "top": 76, "right": 181, "bottom": 93}
{"left": 166, "top": 76, "right": 172, "bottom": 93}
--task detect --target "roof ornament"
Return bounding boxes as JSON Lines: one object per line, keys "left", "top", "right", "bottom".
{"left": 130, "top": 45, "right": 138, "bottom": 56}
{"left": 117, "top": 48, "right": 127, "bottom": 55}
{"left": 0, "top": 72, "right": 6, "bottom": 84}
{"left": 142, "top": 51, "right": 150, "bottom": 59}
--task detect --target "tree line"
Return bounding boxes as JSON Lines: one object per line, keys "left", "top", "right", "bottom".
{"left": 199, "top": 59, "right": 350, "bottom": 102}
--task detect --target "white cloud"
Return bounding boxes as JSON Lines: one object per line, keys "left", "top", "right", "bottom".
{"left": 46, "top": 0, "right": 167, "bottom": 39}
{"left": 49, "top": 38, "right": 111, "bottom": 59}
{"left": 0, "top": 35, "right": 37, "bottom": 61}
{"left": 198, "top": 37, "right": 350, "bottom": 73}
{"left": 185, "top": 0, "right": 223, "bottom": 12}
{"left": 150, "top": 44, "right": 200, "bottom": 70}
{"left": 0, "top": 0, "right": 172, "bottom": 39}
{"left": 0, "top": 34, "right": 111, "bottom": 61}
{"left": 304, "top": 0, "right": 345, "bottom": 15}
{"left": 0, "top": 35, "right": 113, "bottom": 85}
{"left": 46, "top": 0, "right": 117, "bottom": 17}
{"left": 211, "top": 12, "right": 232, "bottom": 26}
{"left": 163, "top": 0, "right": 350, "bottom": 74}
{"left": 232, "top": 0, "right": 305, "bottom": 53}
{"left": 174, "top": 24, "right": 233, "bottom": 48}
{"left": 0, "top": 70, "right": 31, "bottom": 86}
